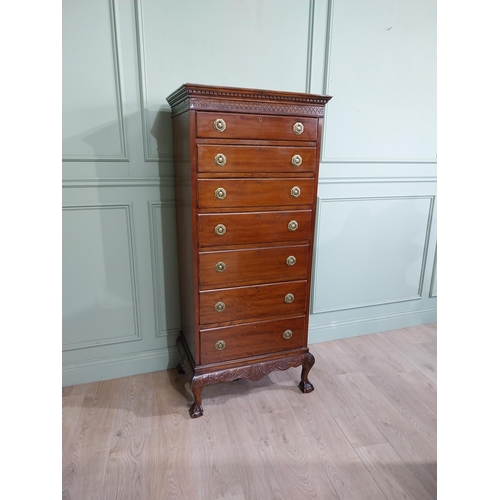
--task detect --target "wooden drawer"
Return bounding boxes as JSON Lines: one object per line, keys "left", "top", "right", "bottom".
{"left": 197, "top": 145, "right": 316, "bottom": 173}
{"left": 196, "top": 112, "right": 318, "bottom": 141}
{"left": 199, "top": 244, "right": 310, "bottom": 287}
{"left": 199, "top": 280, "right": 307, "bottom": 325}
{"left": 198, "top": 178, "right": 315, "bottom": 209}
{"left": 200, "top": 316, "right": 307, "bottom": 364}
{"left": 198, "top": 210, "right": 312, "bottom": 247}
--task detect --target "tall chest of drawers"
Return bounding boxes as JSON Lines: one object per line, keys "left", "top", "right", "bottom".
{"left": 166, "top": 84, "right": 331, "bottom": 418}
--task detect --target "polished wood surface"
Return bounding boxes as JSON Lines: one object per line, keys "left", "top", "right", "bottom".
{"left": 199, "top": 315, "right": 307, "bottom": 364}
{"left": 197, "top": 210, "right": 313, "bottom": 247}
{"left": 197, "top": 178, "right": 316, "bottom": 208}
{"left": 171, "top": 109, "right": 198, "bottom": 363}
{"left": 62, "top": 324, "right": 437, "bottom": 499}
{"left": 197, "top": 144, "right": 317, "bottom": 173}
{"left": 198, "top": 280, "right": 307, "bottom": 325}
{"left": 196, "top": 111, "right": 318, "bottom": 141}
{"left": 167, "top": 84, "right": 331, "bottom": 417}
{"left": 198, "top": 244, "right": 310, "bottom": 287}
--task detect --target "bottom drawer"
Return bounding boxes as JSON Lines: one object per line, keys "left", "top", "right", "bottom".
{"left": 199, "top": 316, "right": 306, "bottom": 365}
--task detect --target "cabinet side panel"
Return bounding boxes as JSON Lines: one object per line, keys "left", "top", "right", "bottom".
{"left": 305, "top": 116, "right": 324, "bottom": 338}
{"left": 173, "top": 110, "right": 197, "bottom": 363}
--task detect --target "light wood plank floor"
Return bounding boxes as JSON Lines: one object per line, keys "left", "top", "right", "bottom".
{"left": 62, "top": 323, "right": 437, "bottom": 500}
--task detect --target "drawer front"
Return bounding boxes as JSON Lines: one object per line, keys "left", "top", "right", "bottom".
{"left": 196, "top": 112, "right": 318, "bottom": 141}
{"left": 199, "top": 280, "right": 307, "bottom": 325}
{"left": 198, "top": 210, "right": 312, "bottom": 247}
{"left": 197, "top": 145, "right": 316, "bottom": 173}
{"left": 200, "top": 316, "right": 307, "bottom": 364}
{"left": 198, "top": 178, "right": 315, "bottom": 209}
{"left": 199, "top": 244, "right": 310, "bottom": 287}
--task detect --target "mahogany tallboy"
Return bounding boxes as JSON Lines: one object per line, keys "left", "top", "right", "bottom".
{"left": 166, "top": 84, "right": 331, "bottom": 417}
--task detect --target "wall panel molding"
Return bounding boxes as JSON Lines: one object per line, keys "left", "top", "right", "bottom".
{"left": 134, "top": 0, "right": 163, "bottom": 163}
{"left": 305, "top": 0, "right": 316, "bottom": 93}
{"left": 319, "top": 0, "right": 334, "bottom": 162}
{"left": 319, "top": 176, "right": 437, "bottom": 185}
{"left": 429, "top": 246, "right": 437, "bottom": 298}
{"left": 312, "top": 194, "right": 435, "bottom": 314}
{"left": 321, "top": 0, "right": 334, "bottom": 96}
{"left": 62, "top": 176, "right": 175, "bottom": 189}
{"left": 62, "top": 203, "right": 141, "bottom": 350}
{"left": 322, "top": 158, "right": 437, "bottom": 165}
{"left": 148, "top": 201, "right": 181, "bottom": 339}
{"left": 63, "top": 0, "right": 128, "bottom": 162}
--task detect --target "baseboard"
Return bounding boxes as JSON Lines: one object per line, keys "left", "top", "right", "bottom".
{"left": 62, "top": 346, "right": 179, "bottom": 387}
{"left": 308, "top": 307, "right": 437, "bottom": 344}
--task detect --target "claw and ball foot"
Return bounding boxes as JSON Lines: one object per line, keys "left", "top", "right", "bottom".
{"left": 299, "top": 352, "right": 315, "bottom": 393}
{"left": 189, "top": 378, "right": 204, "bottom": 418}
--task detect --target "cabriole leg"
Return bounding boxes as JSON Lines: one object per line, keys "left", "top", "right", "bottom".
{"left": 299, "top": 352, "right": 315, "bottom": 393}
{"left": 189, "top": 377, "right": 204, "bottom": 418}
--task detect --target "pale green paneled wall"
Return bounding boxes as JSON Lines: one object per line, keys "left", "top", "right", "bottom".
{"left": 62, "top": 0, "right": 436, "bottom": 386}
{"left": 323, "top": 0, "right": 437, "bottom": 162}
{"left": 309, "top": 0, "right": 437, "bottom": 343}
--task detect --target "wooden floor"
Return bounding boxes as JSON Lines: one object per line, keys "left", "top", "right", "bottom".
{"left": 62, "top": 323, "right": 437, "bottom": 500}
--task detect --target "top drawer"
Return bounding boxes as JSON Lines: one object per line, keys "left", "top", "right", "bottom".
{"left": 196, "top": 112, "right": 318, "bottom": 141}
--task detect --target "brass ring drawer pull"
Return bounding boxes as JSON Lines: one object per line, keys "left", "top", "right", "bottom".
{"left": 288, "top": 220, "right": 298, "bottom": 231}
{"left": 215, "top": 223, "right": 226, "bottom": 235}
{"left": 293, "top": 122, "right": 304, "bottom": 135}
{"left": 290, "top": 186, "right": 301, "bottom": 198}
{"left": 283, "top": 329, "right": 293, "bottom": 340}
{"left": 284, "top": 293, "right": 295, "bottom": 303}
{"left": 215, "top": 301, "right": 226, "bottom": 312}
{"left": 214, "top": 187, "right": 226, "bottom": 200}
{"left": 291, "top": 154, "right": 302, "bottom": 166}
{"left": 286, "top": 255, "right": 296, "bottom": 266}
{"left": 214, "top": 262, "right": 226, "bottom": 272}
{"left": 213, "top": 118, "right": 226, "bottom": 132}
{"left": 215, "top": 340, "right": 226, "bottom": 350}
{"left": 214, "top": 153, "right": 226, "bottom": 166}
